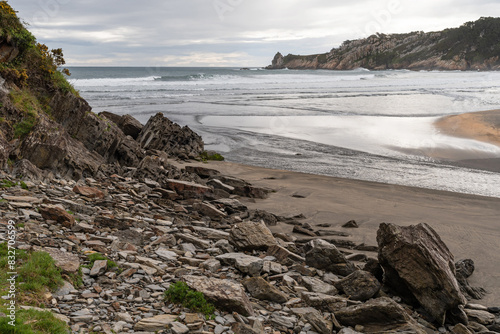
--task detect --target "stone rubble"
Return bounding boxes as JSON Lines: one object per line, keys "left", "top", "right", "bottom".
{"left": 1, "top": 167, "right": 498, "bottom": 334}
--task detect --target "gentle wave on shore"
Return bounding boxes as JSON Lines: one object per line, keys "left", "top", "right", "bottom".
{"left": 69, "top": 67, "right": 500, "bottom": 197}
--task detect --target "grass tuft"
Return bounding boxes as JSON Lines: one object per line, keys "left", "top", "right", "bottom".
{"left": 164, "top": 281, "right": 215, "bottom": 318}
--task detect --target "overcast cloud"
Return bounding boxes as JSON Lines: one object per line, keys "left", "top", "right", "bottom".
{"left": 11, "top": 0, "right": 500, "bottom": 66}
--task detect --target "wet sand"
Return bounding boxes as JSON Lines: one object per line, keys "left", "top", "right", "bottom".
{"left": 435, "top": 109, "right": 500, "bottom": 172}
{"left": 176, "top": 159, "right": 500, "bottom": 307}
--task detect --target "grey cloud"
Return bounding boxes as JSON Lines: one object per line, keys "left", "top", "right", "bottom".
{"left": 11, "top": 1, "right": 500, "bottom": 66}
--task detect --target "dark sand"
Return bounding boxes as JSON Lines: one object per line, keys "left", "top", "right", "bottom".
{"left": 176, "top": 159, "right": 500, "bottom": 306}
{"left": 171, "top": 109, "right": 500, "bottom": 306}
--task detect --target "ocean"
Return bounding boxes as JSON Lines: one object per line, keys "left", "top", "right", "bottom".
{"left": 67, "top": 67, "right": 500, "bottom": 198}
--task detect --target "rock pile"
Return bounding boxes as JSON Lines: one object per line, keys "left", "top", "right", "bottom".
{"left": 1, "top": 162, "right": 499, "bottom": 334}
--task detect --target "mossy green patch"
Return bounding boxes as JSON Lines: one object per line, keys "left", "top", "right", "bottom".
{"left": 164, "top": 281, "right": 215, "bottom": 318}
{"left": 0, "top": 308, "right": 69, "bottom": 334}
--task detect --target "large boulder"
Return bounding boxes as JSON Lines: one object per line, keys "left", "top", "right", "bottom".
{"left": 377, "top": 223, "right": 467, "bottom": 326}
{"left": 335, "top": 297, "right": 427, "bottom": 334}
{"left": 136, "top": 112, "right": 203, "bottom": 159}
{"left": 229, "top": 221, "right": 277, "bottom": 251}
{"left": 99, "top": 112, "right": 143, "bottom": 139}
{"left": 334, "top": 270, "right": 381, "bottom": 301}
{"left": 303, "top": 239, "right": 357, "bottom": 277}
{"left": 183, "top": 275, "right": 254, "bottom": 316}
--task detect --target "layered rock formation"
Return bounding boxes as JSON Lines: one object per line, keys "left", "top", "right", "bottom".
{"left": 266, "top": 17, "right": 500, "bottom": 71}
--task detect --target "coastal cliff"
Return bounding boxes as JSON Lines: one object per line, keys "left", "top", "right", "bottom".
{"left": 267, "top": 17, "right": 500, "bottom": 71}
{"left": 1, "top": 3, "right": 500, "bottom": 334}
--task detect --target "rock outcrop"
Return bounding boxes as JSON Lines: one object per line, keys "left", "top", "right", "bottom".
{"left": 377, "top": 222, "right": 467, "bottom": 325}
{"left": 266, "top": 17, "right": 500, "bottom": 71}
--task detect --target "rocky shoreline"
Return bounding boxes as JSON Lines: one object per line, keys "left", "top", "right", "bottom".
{"left": 1, "top": 109, "right": 500, "bottom": 334}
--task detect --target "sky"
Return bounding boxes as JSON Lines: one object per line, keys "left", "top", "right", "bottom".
{"left": 11, "top": 0, "right": 500, "bottom": 67}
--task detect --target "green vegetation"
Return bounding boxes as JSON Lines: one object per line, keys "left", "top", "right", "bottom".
{"left": 0, "top": 179, "right": 28, "bottom": 189}
{"left": 82, "top": 252, "right": 118, "bottom": 270}
{"left": 280, "top": 17, "right": 500, "bottom": 70}
{"left": 164, "top": 281, "right": 215, "bottom": 318}
{"left": 0, "top": 308, "right": 69, "bottom": 334}
{"left": 0, "top": 242, "right": 64, "bottom": 307}
{"left": 0, "top": 179, "right": 17, "bottom": 188}
{"left": 199, "top": 151, "right": 225, "bottom": 162}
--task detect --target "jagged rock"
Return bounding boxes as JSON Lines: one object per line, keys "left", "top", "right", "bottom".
{"left": 342, "top": 220, "right": 359, "bottom": 228}
{"left": 90, "top": 260, "right": 107, "bottom": 276}
{"left": 214, "top": 198, "right": 248, "bottom": 213}
{"left": 456, "top": 259, "right": 487, "bottom": 300}
{"left": 11, "top": 159, "right": 46, "bottom": 181}
{"left": 464, "top": 309, "right": 496, "bottom": 325}
{"left": 185, "top": 165, "right": 220, "bottom": 179}
{"left": 72, "top": 185, "right": 105, "bottom": 199}
{"left": 216, "top": 253, "right": 264, "bottom": 276}
{"left": 300, "top": 292, "right": 348, "bottom": 312}
{"left": 229, "top": 221, "right": 277, "bottom": 251}
{"left": 335, "top": 297, "right": 426, "bottom": 334}
{"left": 242, "top": 277, "right": 288, "bottom": 303}
{"left": 136, "top": 112, "right": 203, "bottom": 159}
{"left": 155, "top": 247, "right": 178, "bottom": 261}
{"left": 39, "top": 204, "right": 75, "bottom": 227}
{"left": 99, "top": 112, "right": 143, "bottom": 139}
{"left": 298, "top": 276, "right": 338, "bottom": 295}
{"left": 303, "top": 239, "right": 357, "bottom": 276}
{"left": 193, "top": 201, "right": 227, "bottom": 220}
{"left": 192, "top": 226, "right": 229, "bottom": 241}
{"left": 377, "top": 223, "right": 467, "bottom": 325}
{"left": 43, "top": 247, "right": 80, "bottom": 273}
{"left": 303, "top": 309, "right": 334, "bottom": 334}
{"left": 49, "top": 93, "right": 145, "bottom": 169}
{"left": 94, "top": 215, "right": 129, "bottom": 230}
{"left": 334, "top": 270, "right": 381, "bottom": 301}
{"left": 211, "top": 175, "right": 270, "bottom": 199}
{"left": 267, "top": 244, "right": 305, "bottom": 265}
{"left": 451, "top": 323, "right": 474, "bottom": 334}
{"left": 19, "top": 117, "right": 104, "bottom": 179}
{"left": 164, "top": 179, "right": 210, "bottom": 198}
{"left": 183, "top": 275, "right": 254, "bottom": 316}
{"left": 134, "top": 314, "right": 178, "bottom": 331}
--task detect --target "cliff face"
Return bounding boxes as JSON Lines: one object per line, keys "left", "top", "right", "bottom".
{"left": 0, "top": 1, "right": 203, "bottom": 180}
{"left": 267, "top": 17, "right": 500, "bottom": 71}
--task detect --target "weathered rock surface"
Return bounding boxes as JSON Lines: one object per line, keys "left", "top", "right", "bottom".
{"left": 304, "top": 239, "right": 357, "bottom": 276}
{"left": 242, "top": 277, "right": 288, "bottom": 303}
{"left": 183, "top": 275, "right": 254, "bottom": 316}
{"left": 377, "top": 223, "right": 467, "bottom": 325}
{"left": 229, "top": 220, "right": 277, "bottom": 251}
{"left": 133, "top": 314, "right": 178, "bottom": 331}
{"left": 335, "top": 297, "right": 426, "bottom": 334}
{"left": 334, "top": 270, "right": 381, "bottom": 301}
{"left": 136, "top": 112, "right": 203, "bottom": 159}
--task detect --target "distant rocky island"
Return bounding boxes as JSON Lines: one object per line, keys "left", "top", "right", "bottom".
{"left": 266, "top": 17, "right": 500, "bottom": 71}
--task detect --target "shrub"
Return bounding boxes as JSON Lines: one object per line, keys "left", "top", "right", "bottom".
{"left": 199, "top": 151, "right": 225, "bottom": 162}
{"left": 164, "top": 281, "right": 215, "bottom": 318}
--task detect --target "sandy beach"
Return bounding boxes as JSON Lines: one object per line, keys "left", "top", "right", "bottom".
{"left": 173, "top": 109, "right": 500, "bottom": 306}
{"left": 177, "top": 159, "right": 500, "bottom": 307}
{"left": 435, "top": 109, "right": 500, "bottom": 172}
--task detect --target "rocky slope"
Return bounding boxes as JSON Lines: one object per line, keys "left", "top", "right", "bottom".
{"left": 1, "top": 3, "right": 500, "bottom": 334}
{"left": 266, "top": 17, "right": 500, "bottom": 71}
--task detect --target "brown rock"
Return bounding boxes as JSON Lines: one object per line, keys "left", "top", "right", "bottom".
{"left": 377, "top": 223, "right": 467, "bottom": 325}
{"left": 229, "top": 221, "right": 277, "bottom": 251}
{"left": 334, "top": 270, "right": 381, "bottom": 301}
{"left": 335, "top": 297, "right": 426, "bottom": 334}
{"left": 242, "top": 277, "right": 288, "bottom": 303}
{"left": 300, "top": 292, "right": 348, "bottom": 312}
{"left": 267, "top": 244, "right": 305, "bottom": 266}
{"left": 43, "top": 247, "right": 80, "bottom": 273}
{"left": 164, "top": 179, "right": 210, "bottom": 196}
{"left": 304, "top": 239, "right": 357, "bottom": 277}
{"left": 39, "top": 205, "right": 75, "bottom": 227}
{"left": 183, "top": 275, "right": 254, "bottom": 316}
{"left": 90, "top": 260, "right": 108, "bottom": 277}
{"left": 73, "top": 185, "right": 105, "bottom": 199}
{"left": 136, "top": 112, "right": 204, "bottom": 159}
